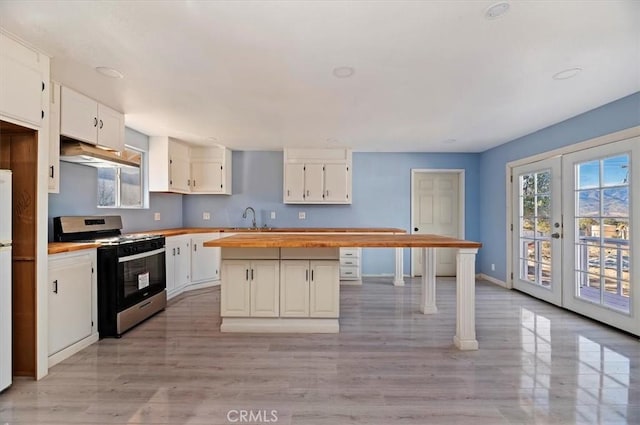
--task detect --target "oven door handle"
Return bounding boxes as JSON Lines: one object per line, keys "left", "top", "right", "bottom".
{"left": 118, "top": 247, "right": 166, "bottom": 263}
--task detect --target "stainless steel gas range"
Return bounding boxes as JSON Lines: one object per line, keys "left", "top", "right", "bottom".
{"left": 54, "top": 216, "right": 166, "bottom": 337}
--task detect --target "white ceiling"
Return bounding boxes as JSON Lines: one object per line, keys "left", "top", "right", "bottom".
{"left": 1, "top": 1, "right": 638, "bottom": 152}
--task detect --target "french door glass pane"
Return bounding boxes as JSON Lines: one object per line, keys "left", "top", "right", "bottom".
{"left": 519, "top": 170, "right": 553, "bottom": 289}
{"left": 574, "top": 154, "right": 630, "bottom": 313}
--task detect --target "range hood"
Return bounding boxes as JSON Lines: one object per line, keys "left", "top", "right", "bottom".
{"left": 60, "top": 141, "right": 139, "bottom": 168}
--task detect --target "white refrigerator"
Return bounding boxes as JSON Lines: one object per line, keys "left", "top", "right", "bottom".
{"left": 0, "top": 169, "right": 12, "bottom": 392}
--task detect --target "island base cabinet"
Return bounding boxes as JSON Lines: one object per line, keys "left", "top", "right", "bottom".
{"left": 309, "top": 261, "right": 340, "bottom": 318}
{"left": 280, "top": 260, "right": 339, "bottom": 318}
{"left": 221, "top": 260, "right": 279, "bottom": 317}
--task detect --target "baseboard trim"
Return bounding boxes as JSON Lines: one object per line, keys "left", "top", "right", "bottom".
{"left": 477, "top": 273, "right": 509, "bottom": 289}
{"left": 340, "top": 279, "right": 362, "bottom": 285}
{"left": 168, "top": 280, "right": 220, "bottom": 300}
{"left": 48, "top": 333, "right": 99, "bottom": 368}
{"left": 221, "top": 318, "right": 339, "bottom": 333}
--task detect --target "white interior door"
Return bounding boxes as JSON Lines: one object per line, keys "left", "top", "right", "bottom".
{"left": 512, "top": 158, "right": 563, "bottom": 305}
{"left": 561, "top": 138, "right": 638, "bottom": 335}
{"left": 412, "top": 172, "right": 460, "bottom": 276}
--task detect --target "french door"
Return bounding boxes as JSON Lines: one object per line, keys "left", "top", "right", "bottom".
{"left": 512, "top": 137, "right": 638, "bottom": 335}
{"left": 562, "top": 138, "right": 638, "bottom": 335}
{"left": 512, "top": 158, "right": 563, "bottom": 305}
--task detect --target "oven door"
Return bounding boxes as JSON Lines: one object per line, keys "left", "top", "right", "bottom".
{"left": 118, "top": 247, "right": 166, "bottom": 309}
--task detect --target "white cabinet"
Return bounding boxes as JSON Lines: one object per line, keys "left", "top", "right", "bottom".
{"left": 165, "top": 235, "right": 190, "bottom": 297}
{"left": 283, "top": 148, "right": 352, "bottom": 204}
{"left": 0, "top": 32, "right": 45, "bottom": 127}
{"left": 149, "top": 137, "right": 232, "bottom": 195}
{"left": 59, "top": 86, "right": 124, "bottom": 151}
{"left": 191, "top": 233, "right": 221, "bottom": 283}
{"left": 340, "top": 248, "right": 362, "bottom": 281}
{"left": 221, "top": 260, "right": 279, "bottom": 317}
{"left": 48, "top": 250, "right": 97, "bottom": 362}
{"left": 280, "top": 260, "right": 339, "bottom": 318}
{"left": 48, "top": 81, "right": 61, "bottom": 193}
{"left": 191, "top": 146, "right": 232, "bottom": 194}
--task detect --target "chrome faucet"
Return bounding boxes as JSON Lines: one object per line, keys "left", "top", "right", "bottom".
{"left": 242, "top": 206, "right": 257, "bottom": 229}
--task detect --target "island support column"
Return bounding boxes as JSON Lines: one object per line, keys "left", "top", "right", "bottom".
{"left": 454, "top": 248, "right": 479, "bottom": 350}
{"left": 420, "top": 248, "right": 437, "bottom": 314}
{"left": 393, "top": 248, "right": 404, "bottom": 286}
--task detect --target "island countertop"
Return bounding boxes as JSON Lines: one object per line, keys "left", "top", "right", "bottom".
{"left": 203, "top": 233, "right": 481, "bottom": 249}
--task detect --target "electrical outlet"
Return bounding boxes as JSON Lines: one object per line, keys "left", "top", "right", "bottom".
{"left": 270, "top": 211, "right": 276, "bottom": 219}
{"left": 491, "top": 263, "right": 495, "bottom": 271}
{"left": 154, "top": 212, "right": 161, "bottom": 221}
{"left": 203, "top": 212, "right": 211, "bottom": 220}
{"left": 298, "top": 211, "right": 306, "bottom": 220}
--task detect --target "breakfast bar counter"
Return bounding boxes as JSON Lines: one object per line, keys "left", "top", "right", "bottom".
{"left": 205, "top": 233, "right": 482, "bottom": 350}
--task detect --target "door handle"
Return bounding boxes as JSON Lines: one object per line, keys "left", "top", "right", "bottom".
{"left": 551, "top": 233, "right": 561, "bottom": 239}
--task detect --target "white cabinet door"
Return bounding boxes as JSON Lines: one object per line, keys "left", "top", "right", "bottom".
{"left": 250, "top": 260, "right": 280, "bottom": 317}
{"left": 97, "top": 103, "right": 124, "bottom": 151}
{"left": 175, "top": 237, "right": 191, "bottom": 287}
{"left": 0, "top": 33, "right": 43, "bottom": 127}
{"left": 221, "top": 260, "right": 251, "bottom": 316}
{"left": 60, "top": 86, "right": 98, "bottom": 145}
{"left": 48, "top": 81, "right": 60, "bottom": 193}
{"left": 191, "top": 161, "right": 223, "bottom": 193}
{"left": 48, "top": 254, "right": 93, "bottom": 355}
{"left": 165, "top": 237, "right": 179, "bottom": 294}
{"left": 280, "top": 260, "right": 310, "bottom": 317}
{"left": 310, "top": 261, "right": 340, "bottom": 318}
{"left": 304, "top": 164, "right": 324, "bottom": 202}
{"left": 169, "top": 156, "right": 191, "bottom": 193}
{"left": 284, "top": 163, "right": 305, "bottom": 202}
{"left": 324, "top": 163, "right": 349, "bottom": 203}
{"left": 191, "top": 233, "right": 220, "bottom": 282}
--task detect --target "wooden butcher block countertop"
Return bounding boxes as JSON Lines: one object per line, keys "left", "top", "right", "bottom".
{"left": 203, "top": 233, "right": 481, "bottom": 249}
{"left": 48, "top": 242, "right": 101, "bottom": 255}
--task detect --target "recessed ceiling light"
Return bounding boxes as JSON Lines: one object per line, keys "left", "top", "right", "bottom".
{"left": 552, "top": 67, "right": 582, "bottom": 80}
{"left": 485, "top": 2, "right": 510, "bottom": 19}
{"left": 333, "top": 66, "right": 355, "bottom": 78}
{"left": 442, "top": 139, "right": 457, "bottom": 144}
{"left": 95, "top": 66, "right": 124, "bottom": 79}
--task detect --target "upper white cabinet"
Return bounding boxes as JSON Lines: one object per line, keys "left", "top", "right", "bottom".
{"left": 59, "top": 86, "right": 125, "bottom": 152}
{"left": 283, "top": 148, "right": 352, "bottom": 204}
{"left": 190, "top": 146, "right": 232, "bottom": 194}
{"left": 149, "top": 136, "right": 232, "bottom": 195}
{"left": 0, "top": 32, "right": 46, "bottom": 128}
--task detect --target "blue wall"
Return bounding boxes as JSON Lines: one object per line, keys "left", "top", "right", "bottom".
{"left": 479, "top": 92, "right": 640, "bottom": 282}
{"left": 183, "top": 151, "right": 481, "bottom": 275}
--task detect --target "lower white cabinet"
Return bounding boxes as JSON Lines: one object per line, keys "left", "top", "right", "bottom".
{"left": 221, "top": 260, "right": 280, "bottom": 317}
{"left": 191, "top": 233, "right": 221, "bottom": 283}
{"left": 165, "top": 235, "right": 190, "bottom": 297}
{"left": 48, "top": 249, "right": 98, "bottom": 365}
{"left": 280, "top": 260, "right": 339, "bottom": 318}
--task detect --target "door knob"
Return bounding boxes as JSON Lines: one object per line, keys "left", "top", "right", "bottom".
{"left": 551, "top": 233, "right": 561, "bottom": 239}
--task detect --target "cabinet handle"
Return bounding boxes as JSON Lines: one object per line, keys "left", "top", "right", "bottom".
{"left": 306, "top": 270, "right": 308, "bottom": 281}
{"left": 94, "top": 117, "right": 98, "bottom": 127}
{"left": 172, "top": 248, "right": 175, "bottom": 256}
{"left": 194, "top": 243, "right": 197, "bottom": 252}
{"left": 53, "top": 279, "right": 58, "bottom": 294}
{"left": 326, "top": 190, "right": 329, "bottom": 197}
{"left": 311, "top": 270, "right": 314, "bottom": 281}
{"left": 246, "top": 269, "right": 249, "bottom": 281}
{"left": 187, "top": 179, "right": 191, "bottom": 186}
{"left": 287, "top": 189, "right": 290, "bottom": 196}
{"left": 193, "top": 180, "right": 196, "bottom": 187}
{"left": 99, "top": 119, "right": 103, "bottom": 129}
{"left": 49, "top": 165, "right": 54, "bottom": 179}
{"left": 306, "top": 190, "right": 310, "bottom": 196}
{"left": 177, "top": 247, "right": 180, "bottom": 255}
{"left": 251, "top": 269, "right": 254, "bottom": 280}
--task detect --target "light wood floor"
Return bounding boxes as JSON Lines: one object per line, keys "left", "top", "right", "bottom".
{"left": 1, "top": 278, "right": 639, "bottom": 424}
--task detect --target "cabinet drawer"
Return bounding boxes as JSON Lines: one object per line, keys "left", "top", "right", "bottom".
{"left": 340, "top": 248, "right": 360, "bottom": 258}
{"left": 339, "top": 257, "right": 359, "bottom": 267}
{"left": 340, "top": 266, "right": 360, "bottom": 279}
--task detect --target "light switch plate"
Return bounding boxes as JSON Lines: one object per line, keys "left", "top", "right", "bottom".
{"left": 298, "top": 211, "right": 306, "bottom": 220}
{"left": 154, "top": 212, "right": 161, "bottom": 221}
{"left": 203, "top": 212, "right": 211, "bottom": 220}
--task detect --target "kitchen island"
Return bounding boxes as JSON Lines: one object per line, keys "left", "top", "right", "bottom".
{"left": 204, "top": 233, "right": 482, "bottom": 350}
